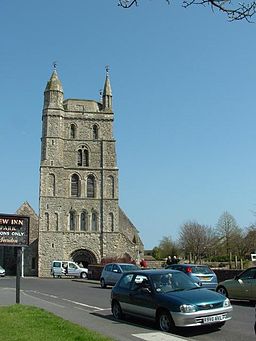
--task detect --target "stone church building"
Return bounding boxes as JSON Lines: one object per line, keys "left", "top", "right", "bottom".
{"left": 37, "top": 68, "right": 143, "bottom": 277}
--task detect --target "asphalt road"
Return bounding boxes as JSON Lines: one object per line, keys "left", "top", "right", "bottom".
{"left": 0, "top": 277, "right": 254, "bottom": 341}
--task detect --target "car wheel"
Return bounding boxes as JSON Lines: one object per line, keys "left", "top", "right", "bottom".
{"left": 112, "top": 301, "right": 123, "bottom": 320}
{"left": 158, "top": 310, "right": 175, "bottom": 332}
{"left": 80, "top": 272, "right": 87, "bottom": 279}
{"left": 217, "top": 286, "right": 228, "bottom": 297}
{"left": 100, "top": 278, "right": 106, "bottom": 288}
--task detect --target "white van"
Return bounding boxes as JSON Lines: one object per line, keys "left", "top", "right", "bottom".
{"left": 51, "top": 260, "right": 88, "bottom": 279}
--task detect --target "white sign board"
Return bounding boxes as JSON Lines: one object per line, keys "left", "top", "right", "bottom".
{"left": 251, "top": 254, "right": 256, "bottom": 261}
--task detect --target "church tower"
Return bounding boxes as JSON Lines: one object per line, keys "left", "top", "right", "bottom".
{"left": 38, "top": 67, "right": 143, "bottom": 277}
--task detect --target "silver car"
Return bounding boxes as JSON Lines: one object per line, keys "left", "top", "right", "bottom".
{"left": 51, "top": 260, "right": 88, "bottom": 279}
{"left": 100, "top": 263, "right": 138, "bottom": 288}
{"left": 0, "top": 266, "right": 5, "bottom": 277}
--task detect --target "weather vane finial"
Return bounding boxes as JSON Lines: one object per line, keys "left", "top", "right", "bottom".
{"left": 53, "top": 61, "right": 57, "bottom": 71}
{"left": 105, "top": 65, "right": 110, "bottom": 76}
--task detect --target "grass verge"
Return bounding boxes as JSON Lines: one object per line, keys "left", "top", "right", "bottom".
{"left": 0, "top": 304, "right": 114, "bottom": 341}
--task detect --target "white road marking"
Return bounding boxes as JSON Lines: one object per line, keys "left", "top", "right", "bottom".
{"left": 132, "top": 332, "right": 191, "bottom": 341}
{"left": 62, "top": 298, "right": 105, "bottom": 310}
{"left": 22, "top": 291, "right": 65, "bottom": 308}
{"left": 25, "top": 290, "right": 105, "bottom": 311}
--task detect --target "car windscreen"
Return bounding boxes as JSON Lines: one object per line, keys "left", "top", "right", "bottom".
{"left": 120, "top": 264, "right": 138, "bottom": 272}
{"left": 151, "top": 271, "right": 199, "bottom": 293}
{"left": 191, "top": 266, "right": 213, "bottom": 274}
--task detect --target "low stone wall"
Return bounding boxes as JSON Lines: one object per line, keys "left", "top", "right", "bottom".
{"left": 88, "top": 265, "right": 103, "bottom": 280}
{"left": 212, "top": 269, "right": 242, "bottom": 282}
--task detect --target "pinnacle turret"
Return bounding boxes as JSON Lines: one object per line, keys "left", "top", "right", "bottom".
{"left": 102, "top": 66, "right": 112, "bottom": 110}
{"left": 45, "top": 69, "right": 63, "bottom": 93}
{"left": 44, "top": 68, "right": 64, "bottom": 109}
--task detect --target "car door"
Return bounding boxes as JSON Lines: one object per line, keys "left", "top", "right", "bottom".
{"left": 233, "top": 268, "right": 256, "bottom": 300}
{"left": 110, "top": 264, "right": 122, "bottom": 285}
{"left": 127, "top": 274, "right": 156, "bottom": 319}
{"left": 103, "top": 264, "right": 113, "bottom": 284}
{"left": 68, "top": 262, "right": 79, "bottom": 277}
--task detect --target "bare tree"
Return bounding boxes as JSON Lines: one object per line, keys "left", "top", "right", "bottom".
{"left": 216, "top": 211, "right": 243, "bottom": 256}
{"left": 179, "top": 221, "right": 215, "bottom": 263}
{"left": 118, "top": 0, "right": 256, "bottom": 21}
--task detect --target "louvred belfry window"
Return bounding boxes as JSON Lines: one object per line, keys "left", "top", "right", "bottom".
{"left": 71, "top": 174, "right": 80, "bottom": 197}
{"left": 87, "top": 175, "right": 95, "bottom": 198}
{"left": 77, "top": 150, "right": 82, "bottom": 166}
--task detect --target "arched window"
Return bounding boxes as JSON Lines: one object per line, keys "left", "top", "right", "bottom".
{"left": 71, "top": 174, "right": 80, "bottom": 197}
{"left": 83, "top": 149, "right": 89, "bottom": 166}
{"left": 55, "top": 213, "right": 59, "bottom": 231}
{"left": 108, "top": 176, "right": 115, "bottom": 198}
{"left": 92, "top": 212, "right": 98, "bottom": 231}
{"left": 80, "top": 211, "right": 88, "bottom": 231}
{"left": 93, "top": 125, "right": 99, "bottom": 140}
{"left": 87, "top": 175, "right": 95, "bottom": 198}
{"left": 69, "top": 210, "right": 76, "bottom": 231}
{"left": 109, "top": 212, "right": 114, "bottom": 232}
{"left": 77, "top": 147, "right": 89, "bottom": 167}
{"left": 77, "top": 150, "right": 82, "bottom": 166}
{"left": 45, "top": 212, "right": 49, "bottom": 231}
{"left": 70, "top": 124, "right": 76, "bottom": 139}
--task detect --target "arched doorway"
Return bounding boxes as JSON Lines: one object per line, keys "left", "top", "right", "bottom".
{"left": 70, "top": 249, "right": 97, "bottom": 268}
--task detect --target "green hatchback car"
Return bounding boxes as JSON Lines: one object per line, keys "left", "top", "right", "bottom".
{"left": 216, "top": 267, "right": 256, "bottom": 302}
{"left": 111, "top": 269, "right": 232, "bottom": 332}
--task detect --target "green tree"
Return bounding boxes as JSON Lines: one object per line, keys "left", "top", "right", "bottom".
{"left": 244, "top": 225, "right": 256, "bottom": 254}
{"left": 118, "top": 0, "right": 256, "bottom": 21}
{"left": 156, "top": 236, "right": 179, "bottom": 259}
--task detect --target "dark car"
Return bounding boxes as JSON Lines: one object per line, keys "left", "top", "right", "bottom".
{"left": 216, "top": 266, "right": 256, "bottom": 301}
{"left": 100, "top": 263, "right": 139, "bottom": 288}
{"left": 166, "top": 264, "right": 218, "bottom": 290}
{"left": 111, "top": 269, "right": 232, "bottom": 333}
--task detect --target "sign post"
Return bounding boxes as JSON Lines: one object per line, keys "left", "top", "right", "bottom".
{"left": 0, "top": 214, "right": 29, "bottom": 304}
{"left": 16, "top": 247, "right": 22, "bottom": 303}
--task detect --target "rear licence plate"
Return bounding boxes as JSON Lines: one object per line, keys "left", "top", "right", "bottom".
{"left": 198, "top": 276, "right": 210, "bottom": 281}
{"left": 203, "top": 314, "right": 226, "bottom": 323}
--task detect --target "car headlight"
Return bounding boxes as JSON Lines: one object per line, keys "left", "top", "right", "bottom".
{"left": 180, "top": 304, "right": 197, "bottom": 313}
{"left": 223, "top": 298, "right": 231, "bottom": 307}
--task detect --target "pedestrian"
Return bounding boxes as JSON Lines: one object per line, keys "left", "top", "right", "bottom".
{"left": 166, "top": 256, "right": 172, "bottom": 266}
{"left": 63, "top": 262, "right": 68, "bottom": 275}
{"left": 130, "top": 258, "right": 136, "bottom": 265}
{"left": 140, "top": 258, "right": 147, "bottom": 268}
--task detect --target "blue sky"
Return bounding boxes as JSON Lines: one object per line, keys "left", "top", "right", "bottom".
{"left": 1, "top": 0, "right": 256, "bottom": 249}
